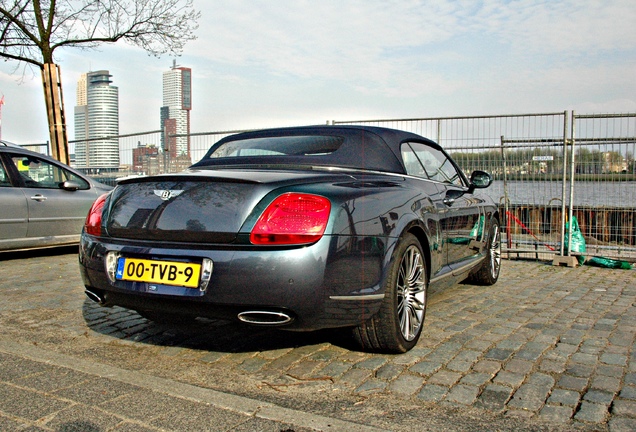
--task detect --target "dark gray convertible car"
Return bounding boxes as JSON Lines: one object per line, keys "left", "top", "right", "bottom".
{"left": 79, "top": 125, "right": 500, "bottom": 353}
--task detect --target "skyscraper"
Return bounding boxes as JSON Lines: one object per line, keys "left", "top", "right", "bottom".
{"left": 161, "top": 62, "right": 192, "bottom": 158}
{"left": 74, "top": 70, "right": 120, "bottom": 171}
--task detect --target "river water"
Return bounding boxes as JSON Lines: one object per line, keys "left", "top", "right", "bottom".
{"left": 482, "top": 180, "right": 635, "bottom": 208}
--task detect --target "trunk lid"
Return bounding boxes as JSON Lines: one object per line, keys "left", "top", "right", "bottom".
{"left": 104, "top": 169, "right": 347, "bottom": 243}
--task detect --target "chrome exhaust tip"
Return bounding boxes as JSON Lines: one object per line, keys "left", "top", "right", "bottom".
{"left": 237, "top": 311, "right": 294, "bottom": 326}
{"left": 84, "top": 289, "right": 105, "bottom": 305}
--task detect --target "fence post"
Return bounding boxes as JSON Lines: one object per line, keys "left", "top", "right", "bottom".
{"left": 500, "top": 135, "right": 511, "bottom": 250}
{"left": 552, "top": 110, "right": 578, "bottom": 267}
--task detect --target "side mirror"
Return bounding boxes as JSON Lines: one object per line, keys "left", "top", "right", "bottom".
{"left": 468, "top": 170, "right": 493, "bottom": 193}
{"left": 61, "top": 180, "right": 81, "bottom": 191}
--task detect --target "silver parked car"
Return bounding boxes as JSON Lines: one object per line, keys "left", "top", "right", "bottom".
{"left": 0, "top": 141, "right": 112, "bottom": 252}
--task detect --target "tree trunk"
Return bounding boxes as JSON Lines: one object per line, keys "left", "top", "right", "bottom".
{"left": 41, "top": 63, "right": 69, "bottom": 164}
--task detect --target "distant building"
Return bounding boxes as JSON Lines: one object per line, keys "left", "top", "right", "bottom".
{"left": 74, "top": 70, "right": 119, "bottom": 171}
{"left": 132, "top": 142, "right": 160, "bottom": 174}
{"left": 161, "top": 61, "right": 191, "bottom": 160}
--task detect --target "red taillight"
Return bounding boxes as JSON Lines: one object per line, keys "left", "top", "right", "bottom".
{"left": 250, "top": 193, "right": 331, "bottom": 245}
{"left": 85, "top": 193, "right": 108, "bottom": 236}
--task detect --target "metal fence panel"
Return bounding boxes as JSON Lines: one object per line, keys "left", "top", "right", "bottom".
{"left": 570, "top": 113, "right": 636, "bottom": 260}
{"left": 334, "top": 113, "right": 570, "bottom": 259}
{"left": 24, "top": 111, "right": 635, "bottom": 262}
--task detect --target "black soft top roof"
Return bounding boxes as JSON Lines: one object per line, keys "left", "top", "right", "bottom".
{"left": 192, "top": 125, "right": 438, "bottom": 173}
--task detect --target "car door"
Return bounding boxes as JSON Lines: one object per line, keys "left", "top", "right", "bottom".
{"left": 0, "top": 156, "right": 28, "bottom": 241}
{"left": 8, "top": 153, "right": 96, "bottom": 238}
{"left": 402, "top": 142, "right": 482, "bottom": 271}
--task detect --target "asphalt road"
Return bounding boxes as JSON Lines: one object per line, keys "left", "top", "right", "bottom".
{"left": 1, "top": 246, "right": 635, "bottom": 431}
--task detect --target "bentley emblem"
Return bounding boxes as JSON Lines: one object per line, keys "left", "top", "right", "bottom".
{"left": 154, "top": 190, "right": 184, "bottom": 201}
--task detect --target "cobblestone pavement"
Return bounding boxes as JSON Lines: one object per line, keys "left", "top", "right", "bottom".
{"left": 1, "top": 247, "right": 635, "bottom": 431}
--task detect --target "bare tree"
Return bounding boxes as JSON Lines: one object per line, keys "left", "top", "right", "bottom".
{"left": 0, "top": 0, "right": 200, "bottom": 163}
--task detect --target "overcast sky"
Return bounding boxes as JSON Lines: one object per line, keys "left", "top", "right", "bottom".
{"left": 0, "top": 0, "right": 635, "bottom": 144}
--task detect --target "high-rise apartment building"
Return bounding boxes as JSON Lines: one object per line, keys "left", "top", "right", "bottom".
{"left": 74, "top": 70, "right": 119, "bottom": 171}
{"left": 161, "top": 62, "right": 192, "bottom": 158}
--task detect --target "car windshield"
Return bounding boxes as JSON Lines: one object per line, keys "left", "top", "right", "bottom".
{"left": 208, "top": 135, "right": 344, "bottom": 158}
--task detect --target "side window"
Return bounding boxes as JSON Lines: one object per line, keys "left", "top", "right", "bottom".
{"left": 10, "top": 154, "right": 89, "bottom": 189}
{"left": 401, "top": 142, "right": 465, "bottom": 187}
{"left": 401, "top": 145, "right": 428, "bottom": 178}
{"left": 0, "top": 161, "right": 11, "bottom": 187}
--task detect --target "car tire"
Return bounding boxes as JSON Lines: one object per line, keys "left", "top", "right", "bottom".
{"left": 468, "top": 216, "right": 501, "bottom": 285}
{"left": 352, "top": 233, "right": 428, "bottom": 353}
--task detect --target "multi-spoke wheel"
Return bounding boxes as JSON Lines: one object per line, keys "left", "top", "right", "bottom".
{"left": 352, "top": 233, "right": 428, "bottom": 353}
{"left": 396, "top": 244, "right": 427, "bottom": 342}
{"left": 469, "top": 216, "right": 501, "bottom": 285}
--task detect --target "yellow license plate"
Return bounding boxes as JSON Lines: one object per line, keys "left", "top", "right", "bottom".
{"left": 116, "top": 258, "right": 201, "bottom": 288}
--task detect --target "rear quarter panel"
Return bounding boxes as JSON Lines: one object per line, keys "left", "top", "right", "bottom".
{"left": 241, "top": 175, "right": 443, "bottom": 299}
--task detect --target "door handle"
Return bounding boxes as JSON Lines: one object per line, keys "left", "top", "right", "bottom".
{"left": 30, "top": 194, "right": 47, "bottom": 202}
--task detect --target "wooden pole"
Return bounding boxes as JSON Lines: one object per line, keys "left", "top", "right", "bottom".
{"left": 41, "top": 63, "right": 69, "bottom": 164}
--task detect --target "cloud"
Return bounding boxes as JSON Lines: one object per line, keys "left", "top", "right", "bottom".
{"left": 188, "top": 0, "right": 635, "bottom": 100}
{"left": 0, "top": 0, "right": 633, "bottom": 142}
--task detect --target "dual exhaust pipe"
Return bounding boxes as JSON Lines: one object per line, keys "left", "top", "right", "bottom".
{"left": 85, "top": 289, "right": 293, "bottom": 326}
{"left": 237, "top": 310, "right": 294, "bottom": 325}
{"left": 85, "top": 289, "right": 106, "bottom": 305}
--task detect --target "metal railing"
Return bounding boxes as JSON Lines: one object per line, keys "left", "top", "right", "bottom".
{"left": 332, "top": 112, "right": 635, "bottom": 262}
{"left": 18, "top": 111, "right": 636, "bottom": 262}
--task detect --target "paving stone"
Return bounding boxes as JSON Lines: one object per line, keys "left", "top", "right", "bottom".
{"left": 575, "top": 401, "right": 609, "bottom": 423}
{"left": 472, "top": 360, "right": 502, "bottom": 374}
{"left": 591, "top": 375, "right": 622, "bottom": 393}
{"left": 427, "top": 370, "right": 462, "bottom": 386}
{"left": 459, "top": 372, "right": 492, "bottom": 387}
{"left": 444, "top": 384, "right": 479, "bottom": 405}
{"left": 446, "top": 359, "right": 473, "bottom": 373}
{"left": 417, "top": 384, "right": 448, "bottom": 402}
{"left": 475, "top": 384, "right": 512, "bottom": 411}
{"left": 484, "top": 348, "right": 514, "bottom": 361}
{"left": 375, "top": 363, "right": 405, "bottom": 380}
{"left": 504, "top": 359, "right": 533, "bottom": 375}
{"left": 557, "top": 375, "right": 589, "bottom": 392}
{"left": 597, "top": 364, "right": 625, "bottom": 378}
{"left": 601, "top": 353, "right": 628, "bottom": 367}
{"left": 526, "top": 372, "right": 555, "bottom": 389}
{"left": 507, "top": 384, "right": 549, "bottom": 412}
{"left": 337, "top": 368, "right": 373, "bottom": 388}
{"left": 495, "top": 339, "right": 524, "bottom": 351}
{"left": 619, "top": 385, "right": 636, "bottom": 400}
{"left": 409, "top": 360, "right": 442, "bottom": 376}
{"left": 388, "top": 374, "right": 424, "bottom": 396}
{"left": 583, "top": 389, "right": 616, "bottom": 406}
{"left": 514, "top": 350, "right": 543, "bottom": 361}
{"left": 539, "top": 359, "right": 566, "bottom": 373}
{"left": 354, "top": 378, "right": 387, "bottom": 395}
{"left": 610, "top": 417, "right": 636, "bottom": 432}
{"left": 539, "top": 405, "right": 574, "bottom": 423}
{"left": 464, "top": 338, "right": 493, "bottom": 351}
{"left": 493, "top": 371, "right": 525, "bottom": 388}
{"left": 612, "top": 400, "right": 636, "bottom": 418}
{"left": 566, "top": 363, "right": 596, "bottom": 378}
{"left": 317, "top": 360, "right": 351, "bottom": 378}
{"left": 354, "top": 357, "right": 388, "bottom": 370}
{"left": 547, "top": 389, "right": 580, "bottom": 407}
{"left": 571, "top": 352, "right": 598, "bottom": 365}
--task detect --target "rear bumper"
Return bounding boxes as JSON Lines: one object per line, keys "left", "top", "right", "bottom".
{"left": 79, "top": 233, "right": 387, "bottom": 331}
